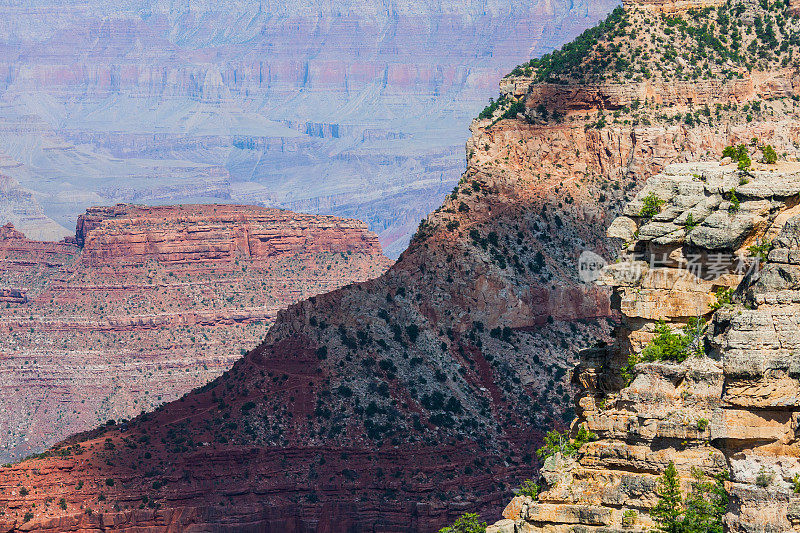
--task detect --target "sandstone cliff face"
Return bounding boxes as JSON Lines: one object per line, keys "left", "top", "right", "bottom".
{"left": 0, "top": 205, "right": 390, "bottom": 464}
{"left": 487, "top": 162, "right": 800, "bottom": 533}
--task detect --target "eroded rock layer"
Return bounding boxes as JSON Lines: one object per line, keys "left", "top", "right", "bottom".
{"left": 3, "top": 0, "right": 800, "bottom": 531}
{"left": 0, "top": 204, "right": 391, "bottom": 463}
{"left": 488, "top": 162, "right": 800, "bottom": 533}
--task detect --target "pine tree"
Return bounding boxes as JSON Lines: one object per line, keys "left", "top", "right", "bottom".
{"left": 682, "top": 468, "right": 728, "bottom": 533}
{"left": 652, "top": 461, "right": 684, "bottom": 533}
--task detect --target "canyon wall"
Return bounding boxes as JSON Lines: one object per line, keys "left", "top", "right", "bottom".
{"left": 488, "top": 161, "right": 800, "bottom": 533}
{"left": 0, "top": 204, "right": 390, "bottom": 463}
{"left": 2, "top": 1, "right": 800, "bottom": 531}
{"left": 0, "top": 0, "right": 617, "bottom": 257}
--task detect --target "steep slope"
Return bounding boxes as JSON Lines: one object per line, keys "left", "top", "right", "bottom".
{"left": 3, "top": 0, "right": 800, "bottom": 531}
{"left": 0, "top": 204, "right": 390, "bottom": 464}
{"left": 488, "top": 161, "right": 800, "bottom": 532}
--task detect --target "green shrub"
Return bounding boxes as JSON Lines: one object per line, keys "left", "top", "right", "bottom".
{"left": 639, "top": 192, "right": 665, "bottom": 218}
{"left": 478, "top": 98, "right": 503, "bottom": 120}
{"left": 723, "top": 144, "right": 752, "bottom": 171}
{"left": 23, "top": 512, "right": 33, "bottom": 522}
{"left": 502, "top": 100, "right": 526, "bottom": 120}
{"left": 737, "top": 154, "right": 751, "bottom": 172}
{"left": 748, "top": 240, "right": 773, "bottom": 262}
{"left": 438, "top": 513, "right": 486, "bottom": 533}
{"left": 710, "top": 287, "right": 734, "bottom": 311}
{"left": 756, "top": 467, "right": 773, "bottom": 488}
{"left": 641, "top": 321, "right": 691, "bottom": 363}
{"left": 793, "top": 474, "right": 800, "bottom": 494}
{"left": 518, "top": 479, "right": 540, "bottom": 499}
{"left": 684, "top": 212, "right": 697, "bottom": 231}
{"left": 537, "top": 425, "right": 597, "bottom": 459}
{"left": 728, "top": 190, "right": 741, "bottom": 212}
{"left": 622, "top": 509, "right": 638, "bottom": 528}
{"left": 58, "top": 498, "right": 67, "bottom": 510}
{"left": 623, "top": 319, "right": 706, "bottom": 385}
{"left": 697, "top": 418, "right": 709, "bottom": 431}
{"left": 761, "top": 144, "right": 778, "bottom": 164}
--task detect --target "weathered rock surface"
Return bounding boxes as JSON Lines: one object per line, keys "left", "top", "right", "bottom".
{"left": 488, "top": 163, "right": 800, "bottom": 532}
{"left": 0, "top": 205, "right": 391, "bottom": 463}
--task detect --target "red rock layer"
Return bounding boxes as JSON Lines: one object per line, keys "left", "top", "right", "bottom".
{"left": 8, "top": 3, "right": 800, "bottom": 532}
{"left": 0, "top": 206, "right": 391, "bottom": 464}
{"left": 75, "top": 204, "right": 385, "bottom": 265}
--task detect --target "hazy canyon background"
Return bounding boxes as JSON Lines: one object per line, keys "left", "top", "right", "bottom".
{"left": 0, "top": 0, "right": 617, "bottom": 258}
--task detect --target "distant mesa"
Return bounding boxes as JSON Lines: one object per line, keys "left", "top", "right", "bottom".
{"left": 73, "top": 203, "right": 388, "bottom": 265}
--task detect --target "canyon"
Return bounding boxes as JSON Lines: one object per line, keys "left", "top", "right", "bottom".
{"left": 2, "top": 0, "right": 800, "bottom": 531}
{"left": 0, "top": 0, "right": 617, "bottom": 258}
{"left": 0, "top": 204, "right": 390, "bottom": 463}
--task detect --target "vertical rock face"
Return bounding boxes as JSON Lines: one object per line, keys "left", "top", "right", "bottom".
{"left": 0, "top": 205, "right": 390, "bottom": 464}
{"left": 488, "top": 162, "right": 800, "bottom": 533}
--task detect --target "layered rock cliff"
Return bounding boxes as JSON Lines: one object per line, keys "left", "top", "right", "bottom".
{"left": 0, "top": 204, "right": 390, "bottom": 463}
{"left": 2, "top": 0, "right": 800, "bottom": 531}
{"left": 487, "top": 160, "right": 800, "bottom": 533}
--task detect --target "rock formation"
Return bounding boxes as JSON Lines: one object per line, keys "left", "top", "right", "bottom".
{"left": 0, "top": 205, "right": 390, "bottom": 463}
{"left": 0, "top": 175, "right": 71, "bottom": 242}
{"left": 2, "top": 0, "right": 800, "bottom": 531}
{"left": 488, "top": 161, "right": 800, "bottom": 532}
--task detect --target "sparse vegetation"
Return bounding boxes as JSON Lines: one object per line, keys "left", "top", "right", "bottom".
{"left": 756, "top": 466, "right": 774, "bottom": 488}
{"left": 640, "top": 193, "right": 666, "bottom": 218}
{"left": 710, "top": 287, "right": 734, "bottom": 311}
{"left": 748, "top": 240, "right": 774, "bottom": 262}
{"left": 622, "top": 509, "right": 638, "bottom": 528}
{"left": 438, "top": 512, "right": 487, "bottom": 533}
{"left": 622, "top": 319, "right": 706, "bottom": 385}
{"left": 728, "top": 190, "right": 741, "bottom": 212}
{"left": 537, "top": 425, "right": 597, "bottom": 459}
{"left": 517, "top": 479, "right": 540, "bottom": 499}
{"left": 761, "top": 144, "right": 778, "bottom": 164}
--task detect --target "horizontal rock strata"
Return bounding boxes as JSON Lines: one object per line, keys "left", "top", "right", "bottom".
{"left": 488, "top": 162, "right": 800, "bottom": 532}
{"left": 0, "top": 205, "right": 391, "bottom": 463}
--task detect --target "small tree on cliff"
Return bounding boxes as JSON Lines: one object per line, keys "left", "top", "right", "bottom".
{"left": 438, "top": 513, "right": 486, "bottom": 533}
{"left": 682, "top": 468, "right": 728, "bottom": 533}
{"left": 653, "top": 461, "right": 684, "bottom": 533}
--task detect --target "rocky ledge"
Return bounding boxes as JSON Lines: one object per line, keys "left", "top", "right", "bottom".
{"left": 488, "top": 160, "right": 800, "bottom": 532}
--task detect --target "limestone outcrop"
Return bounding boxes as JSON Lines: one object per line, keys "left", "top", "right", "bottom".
{"left": 488, "top": 161, "right": 800, "bottom": 532}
